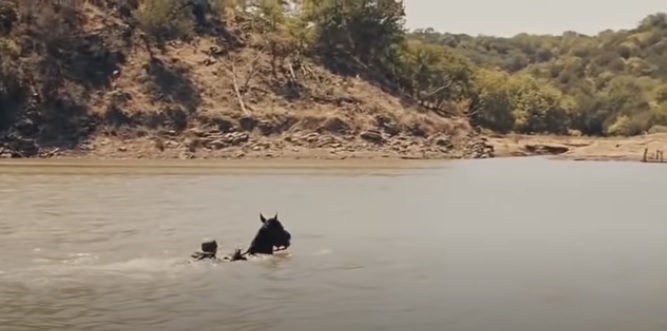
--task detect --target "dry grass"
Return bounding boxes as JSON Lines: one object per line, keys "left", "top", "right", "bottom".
{"left": 91, "top": 31, "right": 467, "bottom": 138}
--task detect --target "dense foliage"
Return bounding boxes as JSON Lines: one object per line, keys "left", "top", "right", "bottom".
{"left": 410, "top": 13, "right": 667, "bottom": 136}
{"left": 2, "top": 0, "right": 667, "bottom": 136}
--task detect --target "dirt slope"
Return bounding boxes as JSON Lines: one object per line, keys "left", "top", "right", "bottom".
{"left": 0, "top": 2, "right": 492, "bottom": 160}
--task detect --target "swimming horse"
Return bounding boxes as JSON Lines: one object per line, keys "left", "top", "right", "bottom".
{"left": 191, "top": 213, "right": 292, "bottom": 262}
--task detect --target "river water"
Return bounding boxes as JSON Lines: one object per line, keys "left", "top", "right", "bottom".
{"left": 1, "top": 157, "right": 666, "bottom": 331}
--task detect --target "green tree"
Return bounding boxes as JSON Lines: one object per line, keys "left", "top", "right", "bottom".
{"left": 470, "top": 69, "right": 515, "bottom": 133}
{"left": 305, "top": 0, "right": 406, "bottom": 65}
{"left": 510, "top": 75, "right": 570, "bottom": 134}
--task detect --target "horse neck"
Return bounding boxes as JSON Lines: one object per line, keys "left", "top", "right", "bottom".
{"left": 247, "top": 229, "right": 273, "bottom": 254}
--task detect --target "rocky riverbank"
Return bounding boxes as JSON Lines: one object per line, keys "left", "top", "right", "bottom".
{"left": 1, "top": 125, "right": 495, "bottom": 161}
{"left": 5, "top": 119, "right": 666, "bottom": 163}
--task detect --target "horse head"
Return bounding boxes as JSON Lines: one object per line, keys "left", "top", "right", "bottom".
{"left": 246, "top": 213, "right": 291, "bottom": 255}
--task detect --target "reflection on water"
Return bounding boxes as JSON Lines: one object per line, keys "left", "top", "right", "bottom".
{"left": 1, "top": 157, "right": 667, "bottom": 331}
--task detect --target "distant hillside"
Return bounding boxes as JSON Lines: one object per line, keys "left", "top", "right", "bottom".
{"left": 410, "top": 13, "right": 667, "bottom": 136}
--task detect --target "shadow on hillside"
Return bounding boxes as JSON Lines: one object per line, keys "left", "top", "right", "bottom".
{"left": 197, "top": 19, "right": 244, "bottom": 49}
{"left": 29, "top": 4, "right": 124, "bottom": 91}
{"left": 35, "top": 92, "right": 98, "bottom": 150}
{"left": 39, "top": 35, "right": 124, "bottom": 91}
{"left": 104, "top": 102, "right": 191, "bottom": 132}
{"left": 144, "top": 58, "right": 201, "bottom": 113}
{"left": 1, "top": 4, "right": 128, "bottom": 150}
{"left": 268, "top": 77, "right": 307, "bottom": 101}
{"left": 191, "top": 4, "right": 245, "bottom": 51}
{"left": 315, "top": 54, "right": 428, "bottom": 115}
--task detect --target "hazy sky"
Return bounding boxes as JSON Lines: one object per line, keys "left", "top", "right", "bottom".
{"left": 404, "top": 0, "right": 665, "bottom": 37}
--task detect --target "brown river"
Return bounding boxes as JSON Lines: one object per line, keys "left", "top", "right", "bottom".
{"left": 1, "top": 157, "right": 666, "bottom": 331}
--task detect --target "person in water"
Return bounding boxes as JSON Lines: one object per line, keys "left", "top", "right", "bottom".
{"left": 227, "top": 248, "right": 247, "bottom": 261}
{"left": 191, "top": 239, "right": 218, "bottom": 260}
{"left": 191, "top": 239, "right": 247, "bottom": 261}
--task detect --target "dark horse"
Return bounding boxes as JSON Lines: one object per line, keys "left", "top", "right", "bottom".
{"left": 191, "top": 213, "right": 292, "bottom": 262}
{"left": 244, "top": 212, "right": 292, "bottom": 256}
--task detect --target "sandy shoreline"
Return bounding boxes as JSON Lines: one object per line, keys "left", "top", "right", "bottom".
{"left": 486, "top": 133, "right": 667, "bottom": 163}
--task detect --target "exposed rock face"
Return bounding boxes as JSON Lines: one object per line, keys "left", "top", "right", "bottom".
{"left": 428, "top": 134, "right": 453, "bottom": 150}
{"left": 201, "top": 132, "right": 250, "bottom": 149}
{"left": 360, "top": 130, "right": 385, "bottom": 144}
{"left": 463, "top": 136, "right": 495, "bottom": 159}
{"left": 0, "top": 104, "right": 42, "bottom": 158}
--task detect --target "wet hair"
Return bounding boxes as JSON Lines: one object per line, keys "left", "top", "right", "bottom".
{"left": 201, "top": 239, "right": 218, "bottom": 253}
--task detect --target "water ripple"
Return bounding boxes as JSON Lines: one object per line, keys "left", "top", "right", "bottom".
{"left": 2, "top": 159, "right": 667, "bottom": 331}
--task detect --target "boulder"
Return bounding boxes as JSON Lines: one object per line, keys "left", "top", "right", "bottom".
{"left": 360, "top": 130, "right": 385, "bottom": 144}
{"left": 524, "top": 144, "right": 569, "bottom": 155}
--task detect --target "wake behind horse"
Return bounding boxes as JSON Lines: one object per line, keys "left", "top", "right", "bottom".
{"left": 191, "top": 212, "right": 292, "bottom": 262}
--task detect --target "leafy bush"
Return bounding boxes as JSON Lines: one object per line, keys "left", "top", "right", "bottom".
{"left": 136, "top": 0, "right": 194, "bottom": 42}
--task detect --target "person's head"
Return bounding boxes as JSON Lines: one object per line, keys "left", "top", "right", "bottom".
{"left": 201, "top": 239, "right": 218, "bottom": 254}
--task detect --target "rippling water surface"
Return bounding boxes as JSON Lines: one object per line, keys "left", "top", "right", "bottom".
{"left": 1, "top": 157, "right": 667, "bottom": 331}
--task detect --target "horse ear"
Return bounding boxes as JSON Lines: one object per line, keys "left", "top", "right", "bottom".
{"left": 260, "top": 213, "right": 267, "bottom": 224}
{"left": 274, "top": 212, "right": 278, "bottom": 220}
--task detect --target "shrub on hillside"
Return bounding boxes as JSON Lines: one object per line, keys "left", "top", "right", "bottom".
{"left": 136, "top": 0, "right": 194, "bottom": 42}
